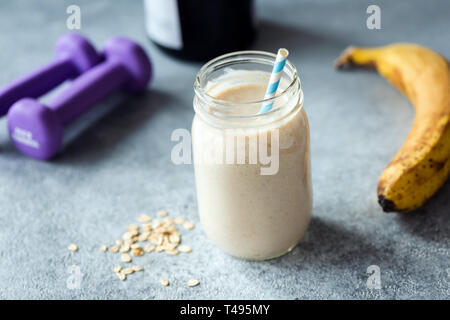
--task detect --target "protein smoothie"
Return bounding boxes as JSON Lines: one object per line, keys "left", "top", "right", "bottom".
{"left": 192, "top": 51, "right": 312, "bottom": 260}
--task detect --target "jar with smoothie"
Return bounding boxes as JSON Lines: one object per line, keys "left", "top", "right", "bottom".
{"left": 192, "top": 51, "right": 312, "bottom": 260}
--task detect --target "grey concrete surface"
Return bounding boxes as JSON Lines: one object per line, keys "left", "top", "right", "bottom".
{"left": 0, "top": 0, "right": 449, "bottom": 300}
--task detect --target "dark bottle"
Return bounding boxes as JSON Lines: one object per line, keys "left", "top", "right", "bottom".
{"left": 144, "top": 0, "right": 256, "bottom": 62}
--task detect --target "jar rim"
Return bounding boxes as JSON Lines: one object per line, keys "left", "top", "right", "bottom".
{"left": 193, "top": 50, "right": 300, "bottom": 107}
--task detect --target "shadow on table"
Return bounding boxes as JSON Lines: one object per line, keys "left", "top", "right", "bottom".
{"left": 395, "top": 179, "right": 450, "bottom": 245}
{"left": 53, "top": 88, "right": 171, "bottom": 164}
{"left": 231, "top": 216, "right": 395, "bottom": 298}
{"left": 260, "top": 216, "right": 396, "bottom": 270}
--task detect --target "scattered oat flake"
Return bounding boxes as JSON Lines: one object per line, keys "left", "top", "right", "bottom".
{"left": 131, "top": 247, "right": 144, "bottom": 257}
{"left": 144, "top": 244, "right": 155, "bottom": 253}
{"left": 132, "top": 266, "right": 143, "bottom": 272}
{"left": 178, "top": 245, "right": 192, "bottom": 253}
{"left": 110, "top": 245, "right": 120, "bottom": 253}
{"left": 120, "top": 244, "right": 130, "bottom": 253}
{"left": 165, "top": 249, "right": 179, "bottom": 255}
{"left": 174, "top": 217, "right": 185, "bottom": 224}
{"left": 138, "top": 214, "right": 151, "bottom": 223}
{"left": 129, "top": 236, "right": 138, "bottom": 244}
{"left": 122, "top": 268, "right": 134, "bottom": 275}
{"left": 130, "top": 229, "right": 139, "bottom": 237}
{"left": 68, "top": 244, "right": 78, "bottom": 252}
{"left": 138, "top": 233, "right": 148, "bottom": 242}
{"left": 186, "top": 279, "right": 200, "bottom": 287}
{"left": 121, "top": 253, "right": 132, "bottom": 263}
{"left": 100, "top": 245, "right": 107, "bottom": 252}
{"left": 117, "top": 273, "right": 126, "bottom": 281}
{"left": 114, "top": 266, "right": 122, "bottom": 273}
{"left": 164, "top": 217, "right": 175, "bottom": 225}
{"left": 152, "top": 219, "right": 162, "bottom": 229}
{"left": 142, "top": 224, "right": 152, "bottom": 232}
{"left": 167, "top": 225, "right": 177, "bottom": 233}
{"left": 127, "top": 224, "right": 139, "bottom": 231}
{"left": 183, "top": 222, "right": 195, "bottom": 230}
{"left": 163, "top": 243, "right": 177, "bottom": 250}
{"left": 169, "top": 234, "right": 180, "bottom": 244}
{"left": 122, "top": 232, "right": 133, "bottom": 241}
{"left": 157, "top": 210, "right": 168, "bottom": 217}
{"left": 161, "top": 280, "right": 169, "bottom": 286}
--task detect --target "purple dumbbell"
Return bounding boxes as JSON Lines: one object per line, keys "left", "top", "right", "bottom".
{"left": 0, "top": 33, "right": 101, "bottom": 116}
{"left": 7, "top": 36, "right": 152, "bottom": 160}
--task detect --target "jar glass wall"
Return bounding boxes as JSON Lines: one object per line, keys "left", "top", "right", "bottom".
{"left": 192, "top": 51, "right": 312, "bottom": 260}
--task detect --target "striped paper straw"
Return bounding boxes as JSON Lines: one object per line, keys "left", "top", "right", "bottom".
{"left": 259, "top": 48, "right": 289, "bottom": 114}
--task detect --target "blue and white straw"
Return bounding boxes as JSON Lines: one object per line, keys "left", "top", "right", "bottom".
{"left": 259, "top": 48, "right": 289, "bottom": 114}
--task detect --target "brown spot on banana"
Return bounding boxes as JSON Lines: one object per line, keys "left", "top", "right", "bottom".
{"left": 378, "top": 195, "right": 397, "bottom": 212}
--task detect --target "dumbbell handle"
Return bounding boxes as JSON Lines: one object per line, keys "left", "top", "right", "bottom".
{"left": 0, "top": 57, "right": 77, "bottom": 116}
{"left": 48, "top": 59, "right": 128, "bottom": 125}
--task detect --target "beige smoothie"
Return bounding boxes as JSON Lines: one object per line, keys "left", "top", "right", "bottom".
{"left": 192, "top": 59, "right": 312, "bottom": 260}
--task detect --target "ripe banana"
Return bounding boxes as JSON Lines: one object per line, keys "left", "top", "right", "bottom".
{"left": 335, "top": 43, "right": 450, "bottom": 212}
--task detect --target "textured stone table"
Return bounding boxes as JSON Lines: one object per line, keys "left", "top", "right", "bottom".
{"left": 0, "top": 0, "right": 449, "bottom": 299}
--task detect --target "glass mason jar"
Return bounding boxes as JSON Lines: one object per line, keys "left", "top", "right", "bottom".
{"left": 192, "top": 51, "right": 312, "bottom": 260}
